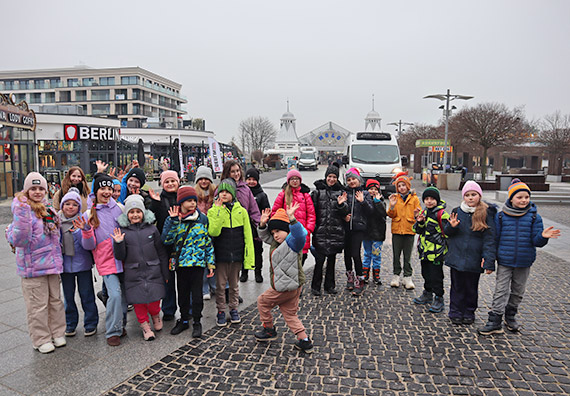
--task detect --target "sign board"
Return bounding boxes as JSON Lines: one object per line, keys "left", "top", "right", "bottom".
{"left": 0, "top": 94, "right": 36, "bottom": 131}
{"left": 428, "top": 146, "right": 453, "bottom": 153}
{"left": 64, "top": 124, "right": 121, "bottom": 141}
{"left": 208, "top": 137, "right": 223, "bottom": 173}
{"left": 416, "top": 139, "right": 449, "bottom": 148}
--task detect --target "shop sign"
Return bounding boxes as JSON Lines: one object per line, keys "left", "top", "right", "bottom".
{"left": 0, "top": 94, "right": 36, "bottom": 131}
{"left": 64, "top": 124, "right": 120, "bottom": 141}
{"left": 428, "top": 146, "right": 453, "bottom": 152}
{"left": 416, "top": 139, "right": 449, "bottom": 148}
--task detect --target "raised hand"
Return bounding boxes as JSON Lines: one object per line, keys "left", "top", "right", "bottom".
{"left": 110, "top": 228, "right": 125, "bottom": 243}
{"left": 355, "top": 190, "right": 364, "bottom": 202}
{"left": 117, "top": 168, "right": 126, "bottom": 180}
{"left": 95, "top": 160, "right": 109, "bottom": 174}
{"left": 207, "top": 268, "right": 215, "bottom": 278}
{"left": 337, "top": 192, "right": 347, "bottom": 205}
{"left": 388, "top": 194, "right": 397, "bottom": 207}
{"left": 259, "top": 208, "right": 271, "bottom": 227}
{"left": 109, "top": 167, "right": 116, "bottom": 177}
{"left": 73, "top": 216, "right": 88, "bottom": 230}
{"left": 344, "top": 214, "right": 351, "bottom": 222}
{"left": 149, "top": 188, "right": 160, "bottom": 201}
{"left": 132, "top": 160, "right": 139, "bottom": 168}
{"left": 132, "top": 187, "right": 141, "bottom": 195}
{"left": 168, "top": 206, "right": 180, "bottom": 218}
{"left": 542, "top": 226, "right": 561, "bottom": 239}
{"left": 285, "top": 202, "right": 300, "bottom": 219}
{"left": 449, "top": 212, "right": 460, "bottom": 228}
{"left": 214, "top": 196, "right": 223, "bottom": 207}
{"left": 415, "top": 209, "right": 425, "bottom": 223}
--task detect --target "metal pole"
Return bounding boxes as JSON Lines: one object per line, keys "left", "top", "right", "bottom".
{"left": 443, "top": 89, "right": 450, "bottom": 167}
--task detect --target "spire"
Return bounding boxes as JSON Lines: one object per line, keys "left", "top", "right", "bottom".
{"left": 372, "top": 94, "right": 375, "bottom": 111}
{"left": 287, "top": 98, "right": 290, "bottom": 112}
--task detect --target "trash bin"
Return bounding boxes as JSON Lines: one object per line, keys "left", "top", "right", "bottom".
{"left": 275, "top": 161, "right": 281, "bottom": 170}
{"left": 447, "top": 173, "right": 461, "bottom": 190}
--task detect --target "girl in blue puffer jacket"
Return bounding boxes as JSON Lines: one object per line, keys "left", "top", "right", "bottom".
{"left": 478, "top": 179, "right": 560, "bottom": 335}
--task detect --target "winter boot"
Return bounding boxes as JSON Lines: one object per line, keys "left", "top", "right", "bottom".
{"left": 192, "top": 322, "right": 202, "bottom": 338}
{"left": 141, "top": 322, "right": 155, "bottom": 341}
{"left": 413, "top": 290, "right": 433, "bottom": 305}
{"left": 429, "top": 295, "right": 445, "bottom": 313}
{"left": 363, "top": 268, "right": 370, "bottom": 283}
{"left": 151, "top": 314, "right": 163, "bottom": 332}
{"left": 352, "top": 276, "right": 365, "bottom": 296}
{"left": 373, "top": 268, "right": 381, "bottom": 285}
{"left": 240, "top": 269, "right": 248, "bottom": 282}
{"left": 255, "top": 269, "right": 263, "bottom": 283}
{"left": 345, "top": 271, "right": 355, "bottom": 291}
{"left": 504, "top": 306, "right": 521, "bottom": 332}
{"left": 478, "top": 312, "right": 505, "bottom": 335}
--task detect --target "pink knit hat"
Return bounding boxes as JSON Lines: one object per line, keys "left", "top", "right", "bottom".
{"left": 287, "top": 169, "right": 302, "bottom": 183}
{"left": 462, "top": 180, "right": 483, "bottom": 198}
{"left": 23, "top": 172, "right": 48, "bottom": 193}
{"left": 160, "top": 170, "right": 180, "bottom": 186}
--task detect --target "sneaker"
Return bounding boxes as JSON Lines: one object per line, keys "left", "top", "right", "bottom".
{"left": 35, "top": 342, "right": 55, "bottom": 354}
{"left": 324, "top": 288, "right": 338, "bottom": 295}
{"left": 53, "top": 337, "right": 67, "bottom": 348}
{"left": 84, "top": 328, "right": 97, "bottom": 337}
{"left": 240, "top": 270, "right": 248, "bottom": 282}
{"left": 413, "top": 290, "right": 433, "bottom": 305}
{"left": 230, "top": 309, "right": 241, "bottom": 324}
{"left": 352, "top": 277, "right": 364, "bottom": 297}
{"left": 390, "top": 275, "right": 401, "bottom": 288}
{"left": 255, "top": 326, "right": 277, "bottom": 341}
{"left": 429, "top": 296, "right": 445, "bottom": 313}
{"left": 345, "top": 271, "right": 355, "bottom": 290}
{"left": 255, "top": 271, "right": 263, "bottom": 283}
{"left": 162, "top": 313, "right": 175, "bottom": 322}
{"left": 170, "top": 320, "right": 189, "bottom": 335}
{"left": 294, "top": 338, "right": 314, "bottom": 353}
{"left": 217, "top": 311, "right": 227, "bottom": 327}
{"left": 151, "top": 314, "right": 163, "bottom": 331}
{"left": 450, "top": 317, "right": 463, "bottom": 325}
{"left": 238, "top": 296, "right": 244, "bottom": 304}
{"left": 402, "top": 276, "right": 415, "bottom": 290}
{"left": 107, "top": 336, "right": 121, "bottom": 346}
{"left": 65, "top": 329, "right": 77, "bottom": 337}
{"left": 192, "top": 322, "right": 202, "bottom": 338}
{"left": 311, "top": 288, "right": 321, "bottom": 296}
{"left": 141, "top": 322, "right": 155, "bottom": 341}
{"left": 127, "top": 304, "right": 134, "bottom": 312}
{"left": 203, "top": 293, "right": 211, "bottom": 301}
{"left": 96, "top": 291, "right": 108, "bottom": 306}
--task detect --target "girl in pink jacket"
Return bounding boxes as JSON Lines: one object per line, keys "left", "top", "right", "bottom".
{"left": 271, "top": 169, "right": 316, "bottom": 265}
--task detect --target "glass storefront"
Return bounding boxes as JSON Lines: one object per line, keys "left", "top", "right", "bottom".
{"left": 0, "top": 126, "right": 36, "bottom": 199}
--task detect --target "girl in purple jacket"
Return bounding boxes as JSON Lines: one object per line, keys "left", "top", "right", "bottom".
{"left": 6, "top": 172, "right": 66, "bottom": 354}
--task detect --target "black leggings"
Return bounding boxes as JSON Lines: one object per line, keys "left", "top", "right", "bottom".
{"left": 344, "top": 231, "right": 365, "bottom": 276}
{"left": 176, "top": 266, "right": 204, "bottom": 322}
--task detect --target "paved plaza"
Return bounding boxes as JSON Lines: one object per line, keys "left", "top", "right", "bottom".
{"left": 0, "top": 167, "right": 569, "bottom": 395}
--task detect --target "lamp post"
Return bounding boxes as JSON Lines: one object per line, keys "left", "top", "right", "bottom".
{"left": 387, "top": 120, "right": 414, "bottom": 137}
{"left": 424, "top": 89, "right": 473, "bottom": 168}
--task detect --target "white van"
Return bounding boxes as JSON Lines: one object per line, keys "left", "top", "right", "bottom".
{"left": 297, "top": 146, "right": 318, "bottom": 171}
{"left": 342, "top": 132, "right": 407, "bottom": 195}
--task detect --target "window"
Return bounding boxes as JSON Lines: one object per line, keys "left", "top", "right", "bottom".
{"left": 33, "top": 79, "right": 46, "bottom": 89}
{"left": 45, "top": 92, "right": 55, "bottom": 103}
{"left": 132, "top": 103, "right": 141, "bottom": 114}
{"left": 351, "top": 144, "right": 400, "bottom": 164}
{"left": 30, "top": 93, "right": 42, "bottom": 103}
{"left": 60, "top": 91, "right": 71, "bottom": 102}
{"left": 75, "top": 90, "right": 87, "bottom": 101}
{"left": 82, "top": 78, "right": 95, "bottom": 86}
{"left": 19, "top": 80, "right": 30, "bottom": 89}
{"left": 115, "top": 89, "right": 127, "bottom": 100}
{"left": 132, "top": 89, "right": 141, "bottom": 100}
{"left": 15, "top": 93, "right": 26, "bottom": 103}
{"left": 67, "top": 78, "right": 79, "bottom": 87}
{"left": 116, "top": 104, "right": 128, "bottom": 115}
{"left": 91, "top": 89, "right": 110, "bottom": 101}
{"left": 121, "top": 76, "right": 139, "bottom": 85}
{"left": 100, "top": 77, "right": 115, "bottom": 86}
{"left": 49, "top": 78, "right": 61, "bottom": 88}
{"left": 92, "top": 104, "right": 110, "bottom": 115}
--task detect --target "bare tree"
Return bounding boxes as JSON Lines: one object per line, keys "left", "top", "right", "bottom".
{"left": 238, "top": 116, "right": 277, "bottom": 154}
{"left": 538, "top": 111, "right": 570, "bottom": 175}
{"left": 450, "top": 103, "right": 527, "bottom": 180}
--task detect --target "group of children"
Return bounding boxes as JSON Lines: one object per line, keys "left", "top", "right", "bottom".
{"left": 6, "top": 162, "right": 560, "bottom": 354}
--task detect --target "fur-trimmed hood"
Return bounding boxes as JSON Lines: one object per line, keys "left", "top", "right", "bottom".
{"left": 117, "top": 209, "right": 156, "bottom": 228}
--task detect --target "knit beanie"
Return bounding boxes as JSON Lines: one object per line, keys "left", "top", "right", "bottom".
{"left": 23, "top": 172, "right": 48, "bottom": 193}
{"left": 325, "top": 163, "right": 340, "bottom": 178}
{"left": 287, "top": 169, "right": 302, "bottom": 183}
{"left": 422, "top": 186, "right": 441, "bottom": 204}
{"left": 123, "top": 194, "right": 145, "bottom": 215}
{"left": 177, "top": 186, "right": 198, "bottom": 205}
{"left": 268, "top": 208, "right": 290, "bottom": 233}
{"left": 160, "top": 170, "right": 180, "bottom": 186}
{"left": 126, "top": 168, "right": 146, "bottom": 186}
{"left": 245, "top": 167, "right": 260, "bottom": 182}
{"left": 508, "top": 178, "right": 531, "bottom": 200}
{"left": 93, "top": 174, "right": 114, "bottom": 196}
{"left": 195, "top": 165, "right": 213, "bottom": 183}
{"left": 462, "top": 180, "right": 483, "bottom": 198}
{"left": 345, "top": 167, "right": 363, "bottom": 184}
{"left": 366, "top": 179, "right": 380, "bottom": 190}
{"left": 61, "top": 187, "right": 83, "bottom": 212}
{"left": 392, "top": 171, "right": 411, "bottom": 190}
{"left": 112, "top": 179, "right": 121, "bottom": 187}
{"left": 217, "top": 178, "right": 236, "bottom": 199}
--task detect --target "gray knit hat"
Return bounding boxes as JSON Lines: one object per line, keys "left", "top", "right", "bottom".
{"left": 123, "top": 194, "right": 145, "bottom": 215}
{"left": 195, "top": 166, "right": 213, "bottom": 183}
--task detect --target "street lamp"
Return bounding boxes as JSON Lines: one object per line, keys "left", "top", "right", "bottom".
{"left": 387, "top": 120, "right": 414, "bottom": 137}
{"left": 424, "top": 89, "right": 473, "bottom": 167}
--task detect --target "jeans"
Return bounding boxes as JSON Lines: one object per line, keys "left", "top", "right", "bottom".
{"left": 363, "top": 240, "right": 383, "bottom": 270}
{"left": 202, "top": 267, "right": 216, "bottom": 296}
{"left": 102, "top": 274, "right": 128, "bottom": 338}
{"left": 161, "top": 270, "right": 177, "bottom": 316}
{"left": 61, "top": 270, "right": 99, "bottom": 332}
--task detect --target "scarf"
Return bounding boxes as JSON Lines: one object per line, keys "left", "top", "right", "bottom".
{"left": 502, "top": 200, "right": 530, "bottom": 217}
{"left": 181, "top": 210, "right": 199, "bottom": 222}
{"left": 43, "top": 203, "right": 60, "bottom": 236}
{"left": 59, "top": 211, "right": 79, "bottom": 256}
{"left": 249, "top": 183, "right": 264, "bottom": 197}
{"left": 400, "top": 192, "right": 410, "bottom": 202}
{"left": 460, "top": 201, "right": 476, "bottom": 213}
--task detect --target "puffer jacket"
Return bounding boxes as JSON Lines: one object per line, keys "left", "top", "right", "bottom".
{"left": 81, "top": 198, "right": 124, "bottom": 276}
{"left": 208, "top": 201, "right": 254, "bottom": 270}
{"left": 258, "top": 219, "right": 307, "bottom": 292}
{"left": 150, "top": 189, "right": 178, "bottom": 234}
{"left": 311, "top": 179, "right": 349, "bottom": 255}
{"left": 366, "top": 196, "right": 387, "bottom": 242}
{"left": 444, "top": 204, "right": 497, "bottom": 273}
{"left": 235, "top": 180, "right": 261, "bottom": 225}
{"left": 6, "top": 196, "right": 63, "bottom": 278}
{"left": 387, "top": 190, "right": 421, "bottom": 235}
{"left": 161, "top": 210, "right": 215, "bottom": 269}
{"left": 272, "top": 183, "right": 316, "bottom": 253}
{"left": 344, "top": 185, "right": 374, "bottom": 232}
{"left": 61, "top": 223, "right": 94, "bottom": 273}
{"left": 114, "top": 210, "right": 169, "bottom": 304}
{"left": 413, "top": 201, "right": 450, "bottom": 262}
{"left": 495, "top": 203, "right": 548, "bottom": 268}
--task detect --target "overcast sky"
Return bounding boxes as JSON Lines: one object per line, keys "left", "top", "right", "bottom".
{"left": 3, "top": 0, "right": 570, "bottom": 143}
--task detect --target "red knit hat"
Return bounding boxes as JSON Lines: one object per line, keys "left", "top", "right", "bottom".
{"left": 268, "top": 208, "right": 290, "bottom": 233}
{"left": 392, "top": 171, "right": 411, "bottom": 190}
{"left": 177, "top": 186, "right": 197, "bottom": 205}
{"left": 366, "top": 179, "right": 380, "bottom": 189}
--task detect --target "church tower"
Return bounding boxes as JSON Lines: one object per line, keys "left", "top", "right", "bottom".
{"left": 365, "top": 94, "right": 382, "bottom": 132}
{"left": 275, "top": 100, "right": 300, "bottom": 150}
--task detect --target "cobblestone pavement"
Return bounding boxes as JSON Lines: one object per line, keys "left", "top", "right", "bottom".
{"left": 105, "top": 247, "right": 570, "bottom": 396}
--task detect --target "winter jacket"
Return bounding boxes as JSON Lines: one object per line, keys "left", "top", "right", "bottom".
{"left": 197, "top": 195, "right": 213, "bottom": 216}
{"left": 161, "top": 210, "right": 215, "bottom": 270}
{"left": 258, "top": 219, "right": 307, "bottom": 292}
{"left": 150, "top": 189, "right": 178, "bottom": 234}
{"left": 208, "top": 201, "right": 255, "bottom": 269}
{"left": 366, "top": 196, "right": 387, "bottom": 242}
{"left": 413, "top": 202, "right": 450, "bottom": 262}
{"left": 310, "top": 179, "right": 349, "bottom": 255}
{"left": 6, "top": 197, "right": 63, "bottom": 278}
{"left": 249, "top": 183, "right": 270, "bottom": 240}
{"left": 118, "top": 172, "right": 152, "bottom": 208}
{"left": 61, "top": 224, "right": 94, "bottom": 273}
{"left": 444, "top": 205, "right": 496, "bottom": 273}
{"left": 114, "top": 210, "right": 169, "bottom": 304}
{"left": 216, "top": 180, "right": 262, "bottom": 226}
{"left": 495, "top": 203, "right": 548, "bottom": 268}
{"left": 344, "top": 185, "right": 374, "bottom": 232}
{"left": 80, "top": 198, "right": 124, "bottom": 276}
{"left": 53, "top": 188, "right": 90, "bottom": 213}
{"left": 272, "top": 183, "right": 316, "bottom": 253}
{"left": 387, "top": 191, "right": 421, "bottom": 235}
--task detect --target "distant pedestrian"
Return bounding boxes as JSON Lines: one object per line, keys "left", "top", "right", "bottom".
{"left": 443, "top": 181, "right": 496, "bottom": 325}
{"left": 478, "top": 179, "right": 560, "bottom": 335}
{"left": 412, "top": 187, "right": 449, "bottom": 313}
{"left": 6, "top": 172, "right": 66, "bottom": 354}
{"left": 362, "top": 179, "right": 387, "bottom": 285}
{"left": 254, "top": 205, "right": 314, "bottom": 353}
{"left": 387, "top": 172, "right": 421, "bottom": 289}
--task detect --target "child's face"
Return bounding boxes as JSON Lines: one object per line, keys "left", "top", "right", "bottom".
{"left": 326, "top": 174, "right": 338, "bottom": 187}
{"left": 346, "top": 176, "right": 360, "bottom": 189}
{"left": 198, "top": 178, "right": 211, "bottom": 190}
{"left": 288, "top": 176, "right": 301, "bottom": 189}
{"left": 230, "top": 164, "right": 241, "bottom": 182}
{"left": 28, "top": 186, "right": 46, "bottom": 203}
{"left": 112, "top": 184, "right": 121, "bottom": 200}
{"left": 97, "top": 186, "right": 113, "bottom": 204}
{"left": 463, "top": 191, "right": 481, "bottom": 207}
{"left": 163, "top": 178, "right": 179, "bottom": 193}
{"left": 424, "top": 197, "right": 437, "bottom": 209}
{"left": 128, "top": 208, "right": 144, "bottom": 224}
{"left": 246, "top": 177, "right": 258, "bottom": 188}
{"left": 62, "top": 200, "right": 80, "bottom": 218}
{"left": 397, "top": 182, "right": 409, "bottom": 194}
{"left": 69, "top": 170, "right": 83, "bottom": 185}
{"left": 271, "top": 229, "right": 288, "bottom": 244}
{"left": 511, "top": 191, "right": 530, "bottom": 209}
{"left": 180, "top": 199, "right": 197, "bottom": 214}
{"left": 219, "top": 190, "right": 233, "bottom": 203}
{"left": 127, "top": 177, "right": 141, "bottom": 193}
